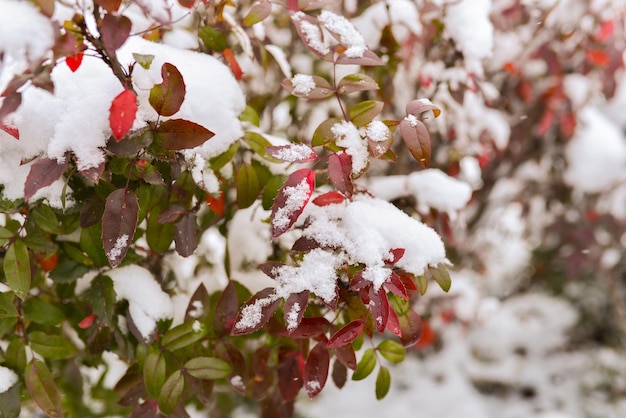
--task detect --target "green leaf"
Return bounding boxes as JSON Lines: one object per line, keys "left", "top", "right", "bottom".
{"left": 85, "top": 275, "right": 116, "bottom": 327}
{"left": 24, "top": 359, "right": 63, "bottom": 417}
{"left": 155, "top": 118, "right": 215, "bottom": 151}
{"left": 416, "top": 274, "right": 428, "bottom": 296}
{"left": 352, "top": 348, "right": 376, "bottom": 381}
{"left": 4, "top": 339, "right": 26, "bottom": 371}
{"left": 184, "top": 357, "right": 232, "bottom": 380}
{"left": 158, "top": 370, "right": 184, "bottom": 416}
{"left": 239, "top": 105, "right": 260, "bottom": 127}
{"left": 199, "top": 26, "right": 227, "bottom": 52}
{"left": 0, "top": 293, "right": 17, "bottom": 319}
{"left": 29, "top": 331, "right": 78, "bottom": 359}
{"left": 261, "top": 174, "right": 286, "bottom": 210}
{"left": 0, "top": 226, "right": 13, "bottom": 247}
{"left": 132, "top": 53, "right": 154, "bottom": 69}
{"left": 143, "top": 349, "right": 166, "bottom": 399}
{"left": 348, "top": 100, "right": 384, "bottom": 127}
{"left": 146, "top": 210, "right": 175, "bottom": 253}
{"left": 4, "top": 239, "right": 31, "bottom": 299}
{"left": 0, "top": 380, "right": 21, "bottom": 418}
{"left": 429, "top": 264, "right": 451, "bottom": 292}
{"left": 161, "top": 320, "right": 207, "bottom": 351}
{"left": 377, "top": 340, "right": 405, "bottom": 363}
{"left": 31, "top": 205, "right": 63, "bottom": 234}
{"left": 209, "top": 141, "right": 239, "bottom": 170}
{"left": 243, "top": 132, "right": 279, "bottom": 162}
{"left": 149, "top": 63, "right": 186, "bottom": 117}
{"left": 312, "top": 117, "right": 341, "bottom": 147}
{"left": 236, "top": 163, "right": 260, "bottom": 208}
{"left": 375, "top": 366, "right": 391, "bottom": 400}
{"left": 62, "top": 242, "right": 93, "bottom": 266}
{"left": 23, "top": 298, "right": 65, "bottom": 326}
{"left": 48, "top": 256, "right": 90, "bottom": 283}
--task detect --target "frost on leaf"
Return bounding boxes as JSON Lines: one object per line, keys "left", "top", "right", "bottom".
{"left": 291, "top": 12, "right": 330, "bottom": 57}
{"left": 102, "top": 188, "right": 139, "bottom": 267}
{"left": 270, "top": 168, "right": 315, "bottom": 238}
{"left": 232, "top": 288, "right": 281, "bottom": 335}
{"left": 318, "top": 10, "right": 366, "bottom": 58}
{"left": 266, "top": 144, "right": 318, "bottom": 163}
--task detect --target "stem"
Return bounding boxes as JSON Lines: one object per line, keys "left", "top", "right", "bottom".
{"left": 332, "top": 63, "right": 349, "bottom": 121}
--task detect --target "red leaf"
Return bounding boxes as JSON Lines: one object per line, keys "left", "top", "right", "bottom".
{"left": 109, "top": 90, "right": 137, "bottom": 141}
{"left": 291, "top": 236, "right": 321, "bottom": 252}
{"left": 65, "top": 52, "right": 84, "bottom": 72}
{"left": 399, "top": 309, "right": 423, "bottom": 347}
{"left": 174, "top": 212, "right": 199, "bottom": 257}
{"left": 155, "top": 119, "right": 214, "bottom": 150}
{"left": 595, "top": 20, "right": 615, "bottom": 42}
{"left": 79, "top": 161, "right": 105, "bottom": 184}
{"left": 333, "top": 343, "right": 357, "bottom": 370}
{"left": 24, "top": 158, "right": 69, "bottom": 201}
{"left": 265, "top": 144, "right": 318, "bottom": 163}
{"left": 284, "top": 290, "right": 309, "bottom": 332}
{"left": 149, "top": 63, "right": 186, "bottom": 117}
{"left": 385, "top": 272, "right": 408, "bottom": 300}
{"left": 349, "top": 271, "right": 370, "bottom": 291}
{"left": 327, "top": 152, "right": 353, "bottom": 197}
{"left": 386, "top": 307, "right": 402, "bottom": 336}
{"left": 95, "top": 0, "right": 123, "bottom": 12}
{"left": 231, "top": 288, "right": 281, "bottom": 335}
{"left": 270, "top": 168, "right": 315, "bottom": 238}
{"left": 303, "top": 340, "right": 330, "bottom": 398}
{"left": 287, "top": 317, "right": 329, "bottom": 338}
{"left": 178, "top": 0, "right": 196, "bottom": 7}
{"left": 385, "top": 248, "right": 405, "bottom": 264}
{"left": 416, "top": 319, "right": 437, "bottom": 349}
{"left": 0, "top": 122, "right": 19, "bottom": 139}
{"left": 78, "top": 314, "right": 95, "bottom": 329}
{"left": 222, "top": 49, "right": 243, "bottom": 80}
{"left": 101, "top": 188, "right": 139, "bottom": 267}
{"left": 100, "top": 14, "right": 131, "bottom": 56}
{"left": 368, "top": 287, "right": 390, "bottom": 333}
{"left": 277, "top": 352, "right": 303, "bottom": 401}
{"left": 0, "top": 92, "right": 22, "bottom": 123}
{"left": 258, "top": 261, "right": 285, "bottom": 279}
{"left": 398, "top": 273, "right": 418, "bottom": 291}
{"left": 399, "top": 117, "right": 431, "bottom": 167}
{"left": 205, "top": 192, "right": 224, "bottom": 216}
{"left": 312, "top": 191, "right": 345, "bottom": 206}
{"left": 214, "top": 281, "right": 238, "bottom": 336}
{"left": 327, "top": 319, "right": 364, "bottom": 348}
{"left": 587, "top": 49, "right": 611, "bottom": 67}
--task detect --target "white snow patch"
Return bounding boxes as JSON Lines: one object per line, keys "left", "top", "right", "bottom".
{"left": 0, "top": 366, "right": 18, "bottom": 394}
{"left": 272, "top": 178, "right": 312, "bottom": 232}
{"left": 286, "top": 302, "right": 301, "bottom": 331}
{"left": 365, "top": 120, "right": 390, "bottom": 142}
{"left": 107, "top": 234, "right": 129, "bottom": 266}
{"left": 319, "top": 10, "right": 367, "bottom": 58}
{"left": 332, "top": 121, "right": 369, "bottom": 174}
{"left": 272, "top": 144, "right": 316, "bottom": 162}
{"left": 291, "top": 74, "right": 316, "bottom": 95}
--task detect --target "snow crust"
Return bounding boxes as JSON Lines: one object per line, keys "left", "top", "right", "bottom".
{"left": 106, "top": 265, "right": 173, "bottom": 341}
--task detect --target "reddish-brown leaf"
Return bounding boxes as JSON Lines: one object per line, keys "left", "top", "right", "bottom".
{"left": 174, "top": 212, "right": 199, "bottom": 257}
{"left": 101, "top": 188, "right": 139, "bottom": 267}
{"left": 284, "top": 290, "right": 309, "bottom": 332}
{"left": 258, "top": 261, "right": 285, "bottom": 279}
{"left": 79, "top": 161, "right": 105, "bottom": 184}
{"left": 327, "top": 319, "right": 364, "bottom": 348}
{"left": 303, "top": 340, "right": 330, "bottom": 398}
{"left": 399, "top": 117, "right": 431, "bottom": 167}
{"left": 109, "top": 89, "right": 137, "bottom": 141}
{"left": 331, "top": 359, "right": 348, "bottom": 388}
{"left": 65, "top": 52, "right": 84, "bottom": 72}
{"left": 155, "top": 119, "right": 214, "bottom": 150}
{"left": 149, "top": 63, "right": 186, "bottom": 117}
{"left": 95, "top": 0, "right": 122, "bottom": 12}
{"left": 312, "top": 191, "right": 345, "bottom": 206}
{"left": 287, "top": 317, "right": 329, "bottom": 338}
{"left": 24, "top": 158, "right": 69, "bottom": 201}
{"left": 270, "top": 168, "right": 315, "bottom": 238}
{"left": 385, "top": 248, "right": 405, "bottom": 264}
{"left": 0, "top": 92, "right": 22, "bottom": 123}
{"left": 405, "top": 99, "right": 441, "bottom": 119}
{"left": 243, "top": 0, "right": 272, "bottom": 26}
{"left": 399, "top": 309, "right": 424, "bottom": 347}
{"left": 386, "top": 307, "right": 402, "bottom": 336}
{"left": 369, "top": 287, "right": 390, "bottom": 333}
{"left": 328, "top": 152, "right": 353, "bottom": 197}
{"left": 205, "top": 191, "right": 224, "bottom": 216}
{"left": 184, "top": 283, "right": 210, "bottom": 322}
{"left": 101, "top": 14, "right": 131, "bottom": 56}
{"left": 333, "top": 342, "right": 357, "bottom": 370}
{"left": 277, "top": 352, "right": 303, "bottom": 401}
{"left": 291, "top": 236, "right": 321, "bottom": 252}
{"left": 385, "top": 272, "right": 408, "bottom": 300}
{"left": 265, "top": 144, "right": 318, "bottom": 163}
{"left": 231, "top": 288, "right": 281, "bottom": 336}
{"left": 214, "top": 281, "right": 238, "bottom": 336}
{"left": 349, "top": 271, "right": 370, "bottom": 291}
{"left": 281, "top": 76, "right": 335, "bottom": 99}
{"left": 0, "top": 121, "right": 19, "bottom": 139}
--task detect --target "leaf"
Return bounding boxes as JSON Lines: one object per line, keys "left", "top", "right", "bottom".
{"left": 270, "top": 168, "right": 315, "bottom": 238}
{"left": 312, "top": 117, "right": 342, "bottom": 147}
{"left": 399, "top": 116, "right": 431, "bottom": 167}
{"left": 337, "top": 73, "right": 379, "bottom": 94}
{"left": 327, "top": 319, "right": 365, "bottom": 348}
{"left": 284, "top": 290, "right": 309, "bottom": 332}
{"left": 109, "top": 89, "right": 137, "bottom": 141}
{"left": 277, "top": 352, "right": 303, "bottom": 401}
{"left": 332, "top": 359, "right": 347, "bottom": 389}
{"left": 375, "top": 366, "right": 391, "bottom": 400}
{"left": 29, "top": 331, "right": 78, "bottom": 359}
{"left": 214, "top": 281, "right": 238, "bottom": 336}
{"left": 95, "top": 0, "right": 122, "bottom": 12}
{"left": 143, "top": 350, "right": 166, "bottom": 399}
{"left": 4, "top": 239, "right": 30, "bottom": 299}
{"left": 281, "top": 75, "right": 334, "bottom": 99}
{"left": 416, "top": 273, "right": 428, "bottom": 296}
{"left": 327, "top": 152, "right": 353, "bottom": 197}
{"left": 312, "top": 191, "right": 345, "bottom": 206}
{"left": 155, "top": 118, "right": 214, "bottom": 150}
{"left": 333, "top": 343, "right": 357, "bottom": 370}
{"left": 287, "top": 317, "right": 330, "bottom": 338}
{"left": 32, "top": 0, "right": 55, "bottom": 16}
{"left": 222, "top": 49, "right": 243, "bottom": 80}
{"left": 65, "top": 52, "right": 83, "bottom": 72}
{"left": 429, "top": 264, "right": 451, "bottom": 292}
{"left": 174, "top": 212, "right": 199, "bottom": 257}
{"left": 265, "top": 144, "right": 319, "bottom": 163}
{"left": 80, "top": 224, "right": 109, "bottom": 267}
{"left": 185, "top": 282, "right": 211, "bottom": 323}
{"left": 236, "top": 163, "right": 261, "bottom": 208}
{"left": 199, "top": 26, "right": 227, "bottom": 52}
{"left": 102, "top": 188, "right": 138, "bottom": 267}
{"left": 399, "top": 309, "right": 423, "bottom": 347}
{"left": 24, "top": 359, "right": 62, "bottom": 417}
{"left": 0, "top": 293, "right": 17, "bottom": 319}
{"left": 348, "top": 100, "right": 384, "bottom": 127}
{"left": 335, "top": 49, "right": 385, "bottom": 66}
{"left": 405, "top": 98, "right": 441, "bottom": 119}
{"left": 100, "top": 14, "right": 131, "bottom": 56}
{"left": 23, "top": 298, "right": 65, "bottom": 326}
{"left": 146, "top": 211, "right": 175, "bottom": 254}
{"left": 352, "top": 348, "right": 376, "bottom": 381}
{"left": 385, "top": 272, "right": 408, "bottom": 300}
{"left": 239, "top": 105, "right": 260, "bottom": 126}
{"left": 0, "top": 121, "right": 19, "bottom": 139}
{"left": 0, "top": 92, "right": 22, "bottom": 124}
{"left": 303, "top": 340, "right": 330, "bottom": 398}
{"left": 184, "top": 357, "right": 232, "bottom": 380}
{"left": 132, "top": 53, "right": 154, "bottom": 70}
{"left": 369, "top": 286, "right": 390, "bottom": 333}
{"left": 24, "top": 158, "right": 69, "bottom": 201}
{"left": 377, "top": 340, "right": 405, "bottom": 363}
{"left": 243, "top": 0, "right": 272, "bottom": 26}
{"left": 158, "top": 370, "right": 184, "bottom": 416}
{"left": 178, "top": 0, "right": 196, "bottom": 7}
{"left": 149, "top": 63, "right": 186, "bottom": 117}
{"left": 231, "top": 288, "right": 281, "bottom": 335}
{"left": 291, "top": 12, "right": 331, "bottom": 59}
{"left": 161, "top": 320, "right": 208, "bottom": 351}
{"left": 0, "top": 382, "right": 21, "bottom": 418}
{"left": 31, "top": 205, "right": 63, "bottom": 234}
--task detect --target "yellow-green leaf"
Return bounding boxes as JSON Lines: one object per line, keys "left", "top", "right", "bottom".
{"left": 377, "top": 340, "right": 405, "bottom": 363}
{"left": 158, "top": 370, "right": 184, "bottom": 416}
{"left": 184, "top": 357, "right": 232, "bottom": 380}
{"left": 4, "top": 239, "right": 31, "bottom": 299}
{"left": 352, "top": 348, "right": 376, "bottom": 381}
{"left": 375, "top": 366, "right": 391, "bottom": 400}
{"left": 24, "top": 359, "right": 62, "bottom": 417}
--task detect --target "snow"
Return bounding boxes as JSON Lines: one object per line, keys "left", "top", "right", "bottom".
{"left": 332, "top": 121, "right": 369, "bottom": 174}
{"left": 272, "top": 143, "right": 316, "bottom": 162}
{"left": 286, "top": 302, "right": 301, "bottom": 331}
{"left": 106, "top": 265, "right": 174, "bottom": 341}
{"left": 353, "top": 0, "right": 422, "bottom": 50}
{"left": 233, "top": 293, "right": 279, "bottom": 331}
{"left": 293, "top": 12, "right": 330, "bottom": 56}
{"left": 106, "top": 234, "right": 129, "bottom": 266}
{"left": 0, "top": 365, "right": 18, "bottom": 394}
{"left": 291, "top": 74, "right": 316, "bottom": 95}
{"left": 319, "top": 10, "right": 367, "bottom": 58}
{"left": 272, "top": 177, "right": 312, "bottom": 232}
{"left": 364, "top": 120, "right": 389, "bottom": 142}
